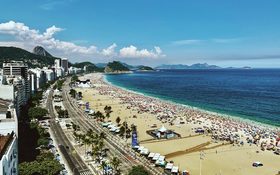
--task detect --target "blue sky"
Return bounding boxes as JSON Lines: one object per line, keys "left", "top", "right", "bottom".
{"left": 0, "top": 0, "right": 280, "bottom": 67}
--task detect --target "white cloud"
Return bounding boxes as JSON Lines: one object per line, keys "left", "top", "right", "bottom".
{"left": 171, "top": 39, "right": 202, "bottom": 46}
{"left": 211, "top": 38, "right": 241, "bottom": 43}
{"left": 0, "top": 21, "right": 165, "bottom": 61}
{"left": 172, "top": 38, "right": 242, "bottom": 46}
{"left": 119, "top": 45, "right": 164, "bottom": 59}
{"left": 102, "top": 43, "right": 117, "bottom": 57}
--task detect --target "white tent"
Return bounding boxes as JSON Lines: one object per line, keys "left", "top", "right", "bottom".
{"left": 132, "top": 145, "right": 140, "bottom": 149}
{"left": 165, "top": 163, "right": 173, "bottom": 170}
{"left": 171, "top": 166, "right": 179, "bottom": 173}
{"left": 148, "top": 152, "right": 155, "bottom": 158}
{"left": 140, "top": 148, "right": 149, "bottom": 155}
{"left": 137, "top": 146, "right": 145, "bottom": 152}
{"left": 159, "top": 125, "right": 167, "bottom": 132}
{"left": 107, "top": 124, "right": 116, "bottom": 129}
{"left": 152, "top": 153, "right": 160, "bottom": 161}
{"left": 88, "top": 109, "right": 95, "bottom": 115}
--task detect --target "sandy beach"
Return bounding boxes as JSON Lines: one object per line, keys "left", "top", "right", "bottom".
{"left": 75, "top": 73, "right": 280, "bottom": 175}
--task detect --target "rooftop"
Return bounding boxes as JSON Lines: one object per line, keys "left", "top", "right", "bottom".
{"left": 3, "top": 61, "right": 27, "bottom": 67}
{"left": 0, "top": 98, "right": 12, "bottom": 113}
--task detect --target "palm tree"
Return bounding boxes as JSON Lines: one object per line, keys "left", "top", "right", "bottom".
{"left": 110, "top": 156, "right": 121, "bottom": 175}
{"left": 119, "top": 126, "right": 125, "bottom": 137}
{"left": 91, "top": 144, "right": 100, "bottom": 162}
{"left": 94, "top": 111, "right": 105, "bottom": 121}
{"left": 116, "top": 117, "right": 121, "bottom": 126}
{"left": 99, "top": 132, "right": 106, "bottom": 140}
{"left": 100, "top": 161, "right": 108, "bottom": 175}
{"left": 82, "top": 135, "right": 91, "bottom": 157}
{"left": 104, "top": 106, "right": 112, "bottom": 121}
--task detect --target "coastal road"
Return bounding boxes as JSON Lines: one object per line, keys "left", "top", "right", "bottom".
{"left": 62, "top": 78, "right": 163, "bottom": 175}
{"left": 46, "top": 89, "right": 94, "bottom": 175}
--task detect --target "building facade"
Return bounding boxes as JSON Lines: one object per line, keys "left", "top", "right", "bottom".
{"left": 61, "top": 58, "right": 68, "bottom": 74}
{"left": 0, "top": 132, "right": 18, "bottom": 175}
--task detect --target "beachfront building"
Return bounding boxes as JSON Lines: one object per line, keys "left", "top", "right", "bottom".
{"left": 54, "top": 67, "right": 64, "bottom": 78}
{"left": 0, "top": 96, "right": 18, "bottom": 175}
{"left": 0, "top": 132, "right": 18, "bottom": 175}
{"left": 54, "top": 59, "right": 61, "bottom": 68}
{"left": 61, "top": 58, "right": 68, "bottom": 74}
{"left": 68, "top": 66, "right": 82, "bottom": 75}
{"left": 28, "top": 71, "right": 37, "bottom": 94}
{"left": 43, "top": 68, "right": 55, "bottom": 82}
{"left": 29, "top": 68, "right": 46, "bottom": 90}
{"left": 3, "top": 61, "right": 30, "bottom": 102}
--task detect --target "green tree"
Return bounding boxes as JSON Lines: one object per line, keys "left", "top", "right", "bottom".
{"left": 78, "top": 91, "right": 83, "bottom": 98}
{"left": 28, "top": 107, "right": 48, "bottom": 120}
{"left": 116, "top": 117, "right": 121, "bottom": 126}
{"left": 128, "top": 166, "right": 150, "bottom": 175}
{"left": 19, "top": 152, "right": 63, "bottom": 175}
{"left": 100, "top": 161, "right": 108, "bottom": 175}
{"left": 104, "top": 106, "right": 112, "bottom": 120}
{"left": 69, "top": 89, "right": 77, "bottom": 98}
{"left": 94, "top": 111, "right": 105, "bottom": 121}
{"left": 110, "top": 156, "right": 121, "bottom": 175}
{"left": 71, "top": 75, "right": 78, "bottom": 82}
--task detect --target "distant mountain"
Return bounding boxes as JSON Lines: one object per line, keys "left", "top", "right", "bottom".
{"left": 155, "top": 63, "right": 221, "bottom": 69}
{"left": 96, "top": 63, "right": 107, "bottom": 68}
{"left": 0, "top": 46, "right": 57, "bottom": 68}
{"left": 137, "top": 65, "right": 154, "bottom": 71}
{"left": 96, "top": 62, "right": 135, "bottom": 70}
{"left": 104, "top": 61, "right": 130, "bottom": 73}
{"left": 190, "top": 63, "right": 221, "bottom": 69}
{"left": 72, "top": 61, "right": 103, "bottom": 72}
{"left": 33, "top": 46, "right": 53, "bottom": 57}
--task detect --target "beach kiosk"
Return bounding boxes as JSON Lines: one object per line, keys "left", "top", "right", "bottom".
{"left": 156, "top": 126, "right": 176, "bottom": 139}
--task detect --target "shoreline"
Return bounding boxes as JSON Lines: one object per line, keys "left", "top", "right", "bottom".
{"left": 78, "top": 73, "right": 280, "bottom": 175}
{"left": 104, "top": 74, "right": 279, "bottom": 130}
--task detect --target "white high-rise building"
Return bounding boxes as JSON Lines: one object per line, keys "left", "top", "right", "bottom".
{"left": 3, "top": 61, "right": 30, "bottom": 102}
{"left": 28, "top": 71, "right": 37, "bottom": 94}
{"left": 29, "top": 68, "right": 46, "bottom": 89}
{"left": 54, "top": 59, "right": 61, "bottom": 68}
{"left": 44, "top": 69, "right": 55, "bottom": 82}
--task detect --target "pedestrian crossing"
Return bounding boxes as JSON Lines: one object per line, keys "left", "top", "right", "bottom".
{"left": 79, "top": 170, "right": 94, "bottom": 175}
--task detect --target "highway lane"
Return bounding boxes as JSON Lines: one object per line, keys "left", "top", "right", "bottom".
{"left": 47, "top": 89, "right": 93, "bottom": 175}
{"left": 63, "top": 78, "right": 163, "bottom": 175}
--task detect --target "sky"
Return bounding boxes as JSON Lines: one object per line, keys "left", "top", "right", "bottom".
{"left": 0, "top": 0, "right": 280, "bottom": 67}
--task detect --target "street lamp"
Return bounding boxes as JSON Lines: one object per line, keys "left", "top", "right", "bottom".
{"left": 200, "top": 151, "right": 205, "bottom": 175}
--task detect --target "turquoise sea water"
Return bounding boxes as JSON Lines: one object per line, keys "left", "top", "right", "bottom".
{"left": 105, "top": 69, "right": 280, "bottom": 127}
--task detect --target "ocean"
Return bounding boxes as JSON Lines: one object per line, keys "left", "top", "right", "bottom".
{"left": 105, "top": 69, "right": 280, "bottom": 127}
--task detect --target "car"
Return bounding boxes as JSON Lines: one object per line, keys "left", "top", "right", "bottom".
{"left": 252, "top": 162, "right": 263, "bottom": 167}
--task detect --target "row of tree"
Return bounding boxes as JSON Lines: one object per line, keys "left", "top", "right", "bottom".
{"left": 73, "top": 127, "right": 121, "bottom": 175}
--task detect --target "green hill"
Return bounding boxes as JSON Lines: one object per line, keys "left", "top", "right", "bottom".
{"left": 0, "top": 46, "right": 57, "bottom": 68}
{"left": 137, "top": 65, "right": 154, "bottom": 71}
{"left": 72, "top": 61, "right": 104, "bottom": 72}
{"left": 104, "top": 61, "right": 130, "bottom": 73}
